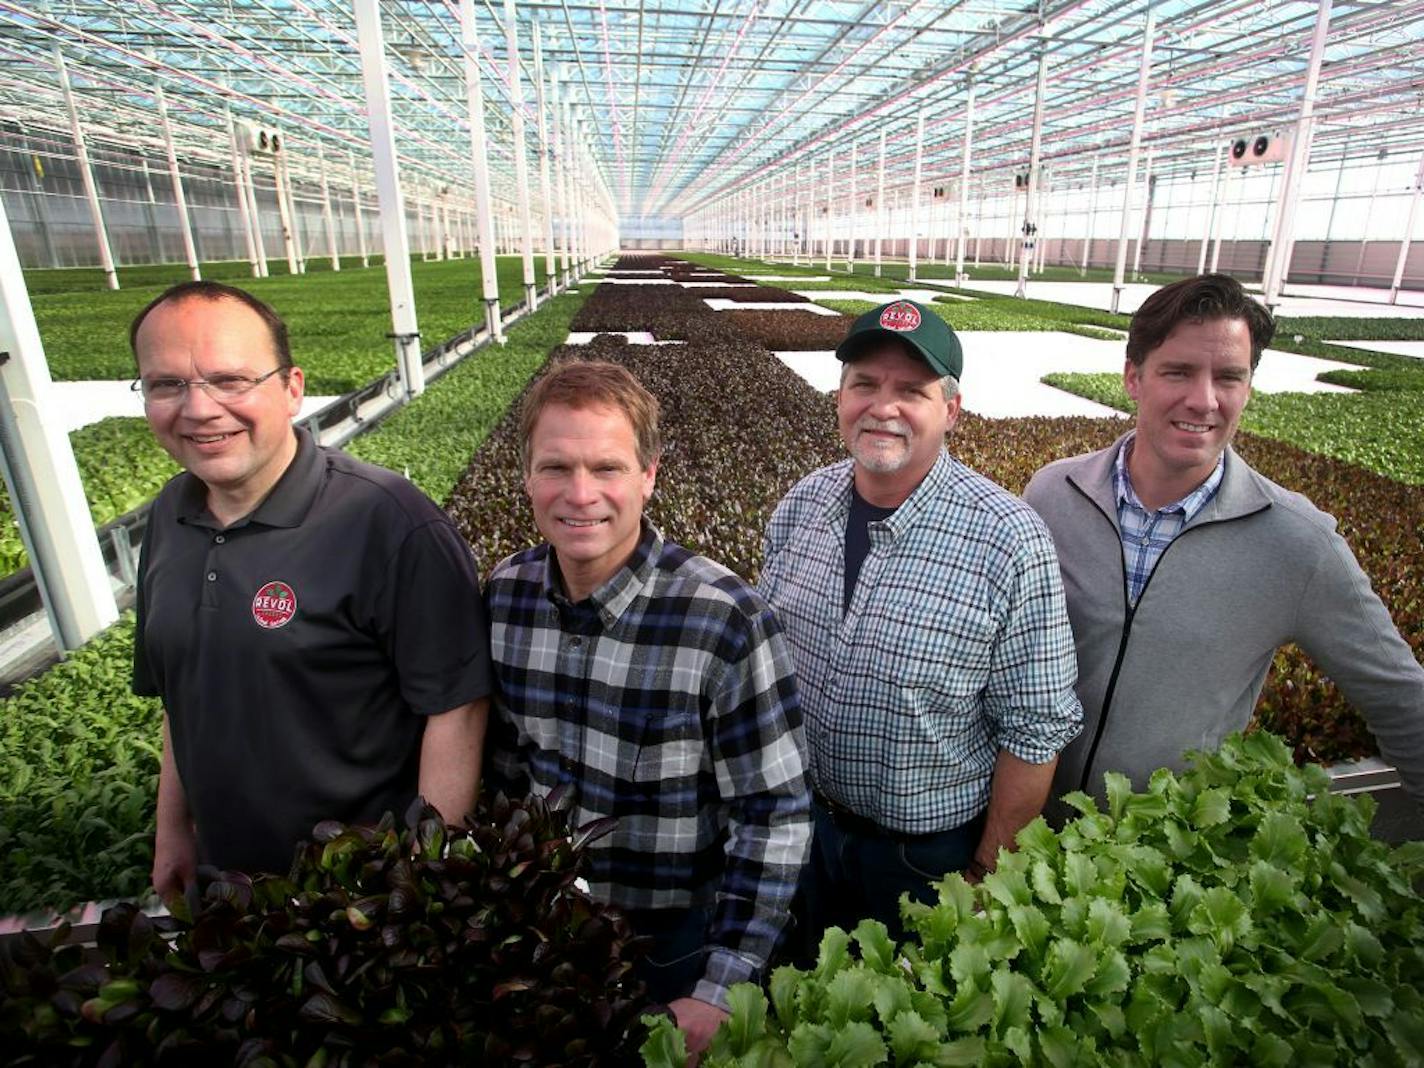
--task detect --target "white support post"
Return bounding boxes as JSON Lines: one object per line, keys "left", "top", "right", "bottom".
{"left": 240, "top": 132, "right": 270, "bottom": 277}
{"left": 1389, "top": 151, "right": 1424, "bottom": 303}
{"left": 533, "top": 23, "right": 557, "bottom": 293}
{"left": 910, "top": 110, "right": 925, "bottom": 281}
{"left": 824, "top": 153, "right": 833, "bottom": 270}
{"left": 974, "top": 180, "right": 984, "bottom": 265}
{"left": 1081, "top": 156, "right": 1099, "bottom": 275}
{"left": 226, "top": 105, "right": 261, "bottom": 277}
{"left": 460, "top": 0, "right": 504, "bottom": 338}
{"left": 272, "top": 148, "right": 300, "bottom": 275}
{"left": 348, "top": 150, "right": 369, "bottom": 268}
{"left": 317, "top": 143, "right": 340, "bottom": 271}
{"left": 874, "top": 130, "right": 886, "bottom": 276}
{"left": 1015, "top": 47, "right": 1049, "bottom": 299}
{"left": 54, "top": 45, "right": 117, "bottom": 289}
{"left": 284, "top": 147, "right": 307, "bottom": 272}
{"left": 848, "top": 143, "right": 858, "bottom": 270}
{"left": 552, "top": 65, "right": 573, "bottom": 287}
{"left": 506, "top": 0, "right": 538, "bottom": 309}
{"left": 1198, "top": 137, "right": 1225, "bottom": 275}
{"left": 1263, "top": 0, "right": 1332, "bottom": 309}
{"left": 1036, "top": 167, "right": 1050, "bottom": 273}
{"left": 1133, "top": 149, "right": 1154, "bottom": 276}
{"left": 1112, "top": 5, "right": 1156, "bottom": 313}
{"left": 0, "top": 195, "right": 118, "bottom": 650}
{"left": 153, "top": 72, "right": 200, "bottom": 280}
{"left": 354, "top": 0, "right": 425, "bottom": 396}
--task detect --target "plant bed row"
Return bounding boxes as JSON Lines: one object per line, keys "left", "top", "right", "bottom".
{"left": 28, "top": 255, "right": 554, "bottom": 393}
{"left": 1, "top": 794, "right": 653, "bottom": 1066}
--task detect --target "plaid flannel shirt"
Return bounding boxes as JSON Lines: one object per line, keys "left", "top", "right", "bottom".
{"left": 1114, "top": 433, "right": 1224, "bottom": 606}
{"left": 485, "top": 522, "right": 810, "bottom": 1009}
{"left": 758, "top": 451, "right": 1083, "bottom": 834}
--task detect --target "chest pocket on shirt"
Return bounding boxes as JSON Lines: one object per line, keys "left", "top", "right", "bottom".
{"left": 630, "top": 708, "right": 705, "bottom": 786}
{"left": 876, "top": 597, "right": 1000, "bottom": 701}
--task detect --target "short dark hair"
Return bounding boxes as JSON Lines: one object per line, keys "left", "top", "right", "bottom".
{"left": 1127, "top": 274, "right": 1275, "bottom": 371}
{"left": 129, "top": 281, "right": 293, "bottom": 370}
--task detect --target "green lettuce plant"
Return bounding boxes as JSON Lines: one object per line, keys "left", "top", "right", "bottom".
{"left": 643, "top": 732, "right": 1424, "bottom": 1067}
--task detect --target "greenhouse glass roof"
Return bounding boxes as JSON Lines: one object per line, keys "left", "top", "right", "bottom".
{"left": 2, "top": 0, "right": 1423, "bottom": 219}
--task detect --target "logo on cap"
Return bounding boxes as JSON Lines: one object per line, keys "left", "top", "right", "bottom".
{"left": 252, "top": 581, "right": 297, "bottom": 629}
{"left": 878, "top": 301, "right": 921, "bottom": 332}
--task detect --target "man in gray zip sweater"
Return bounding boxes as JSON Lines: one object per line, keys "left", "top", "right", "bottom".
{"left": 1023, "top": 274, "right": 1424, "bottom": 809}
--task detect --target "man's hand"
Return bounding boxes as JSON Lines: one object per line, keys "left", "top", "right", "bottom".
{"left": 972, "top": 750, "right": 1058, "bottom": 879}
{"left": 669, "top": 997, "right": 729, "bottom": 1066}
{"left": 418, "top": 698, "right": 489, "bottom": 825}
{"left": 152, "top": 822, "right": 197, "bottom": 901}
{"left": 153, "top": 711, "right": 197, "bottom": 902}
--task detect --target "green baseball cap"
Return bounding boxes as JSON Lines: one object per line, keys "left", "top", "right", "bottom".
{"left": 834, "top": 299, "right": 963, "bottom": 380}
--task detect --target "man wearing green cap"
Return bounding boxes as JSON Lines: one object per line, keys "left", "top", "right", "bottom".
{"left": 758, "top": 299, "right": 1083, "bottom": 944}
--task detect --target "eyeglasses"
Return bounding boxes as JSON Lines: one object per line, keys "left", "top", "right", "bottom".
{"left": 131, "top": 368, "right": 285, "bottom": 405}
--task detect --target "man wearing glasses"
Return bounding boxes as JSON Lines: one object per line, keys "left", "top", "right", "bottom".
{"left": 129, "top": 281, "right": 491, "bottom": 896}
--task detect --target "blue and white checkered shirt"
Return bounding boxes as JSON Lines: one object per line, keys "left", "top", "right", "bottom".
{"left": 1113, "top": 433, "right": 1224, "bottom": 607}
{"left": 758, "top": 451, "right": 1083, "bottom": 834}
{"left": 485, "top": 522, "right": 810, "bottom": 1009}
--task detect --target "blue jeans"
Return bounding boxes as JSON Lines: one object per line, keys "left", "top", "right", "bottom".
{"left": 801, "top": 800, "right": 984, "bottom": 954}
{"left": 625, "top": 906, "right": 711, "bottom": 1005}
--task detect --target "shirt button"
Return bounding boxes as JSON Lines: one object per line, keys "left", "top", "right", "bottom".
{"left": 206, "top": 571, "right": 217, "bottom": 581}
{"left": 214, "top": 534, "right": 226, "bottom": 544}
{"left": 569, "top": 636, "right": 583, "bottom": 648}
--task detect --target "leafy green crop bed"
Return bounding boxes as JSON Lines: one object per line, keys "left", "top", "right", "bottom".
{"left": 644, "top": 732, "right": 1424, "bottom": 1067}
{"left": 26, "top": 255, "right": 553, "bottom": 394}
{"left": 348, "top": 289, "right": 588, "bottom": 505}
{"left": 0, "top": 614, "right": 161, "bottom": 915}
{"left": 0, "top": 419, "right": 177, "bottom": 576}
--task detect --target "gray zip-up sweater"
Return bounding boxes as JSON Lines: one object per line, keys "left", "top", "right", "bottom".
{"left": 1023, "top": 434, "right": 1424, "bottom": 807}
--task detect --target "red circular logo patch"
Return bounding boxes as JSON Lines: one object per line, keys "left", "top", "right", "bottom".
{"left": 252, "top": 581, "right": 297, "bottom": 629}
{"left": 878, "top": 301, "right": 921, "bottom": 332}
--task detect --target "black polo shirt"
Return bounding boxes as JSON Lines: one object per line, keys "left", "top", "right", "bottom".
{"left": 133, "top": 428, "right": 491, "bottom": 875}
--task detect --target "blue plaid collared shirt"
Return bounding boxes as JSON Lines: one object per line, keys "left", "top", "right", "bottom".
{"left": 758, "top": 451, "right": 1083, "bottom": 834}
{"left": 485, "top": 522, "right": 810, "bottom": 1009}
{"left": 1113, "top": 433, "right": 1224, "bottom": 607}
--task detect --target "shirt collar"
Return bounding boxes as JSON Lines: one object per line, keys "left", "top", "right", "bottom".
{"left": 828, "top": 449, "right": 957, "bottom": 535}
{"left": 543, "top": 518, "right": 663, "bottom": 629}
{"left": 1113, "top": 431, "right": 1224, "bottom": 521}
{"left": 175, "top": 426, "right": 320, "bottom": 530}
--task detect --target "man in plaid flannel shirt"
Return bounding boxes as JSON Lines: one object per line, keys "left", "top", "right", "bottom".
{"left": 485, "top": 360, "right": 811, "bottom": 1058}
{"left": 759, "top": 299, "right": 1082, "bottom": 948}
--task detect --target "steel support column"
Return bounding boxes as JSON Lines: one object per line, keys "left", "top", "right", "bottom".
{"left": 506, "top": 0, "right": 538, "bottom": 308}
{"left": 354, "top": 0, "right": 424, "bottom": 395}
{"left": 0, "top": 194, "right": 118, "bottom": 650}
{"left": 910, "top": 110, "right": 925, "bottom": 282}
{"left": 1112, "top": 5, "right": 1156, "bottom": 313}
{"left": 1263, "top": 0, "right": 1333, "bottom": 308}
{"left": 153, "top": 73, "right": 199, "bottom": 280}
{"left": 1015, "top": 47, "right": 1049, "bottom": 299}
{"left": 54, "top": 45, "right": 116, "bottom": 289}
{"left": 1389, "top": 151, "right": 1424, "bottom": 303}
